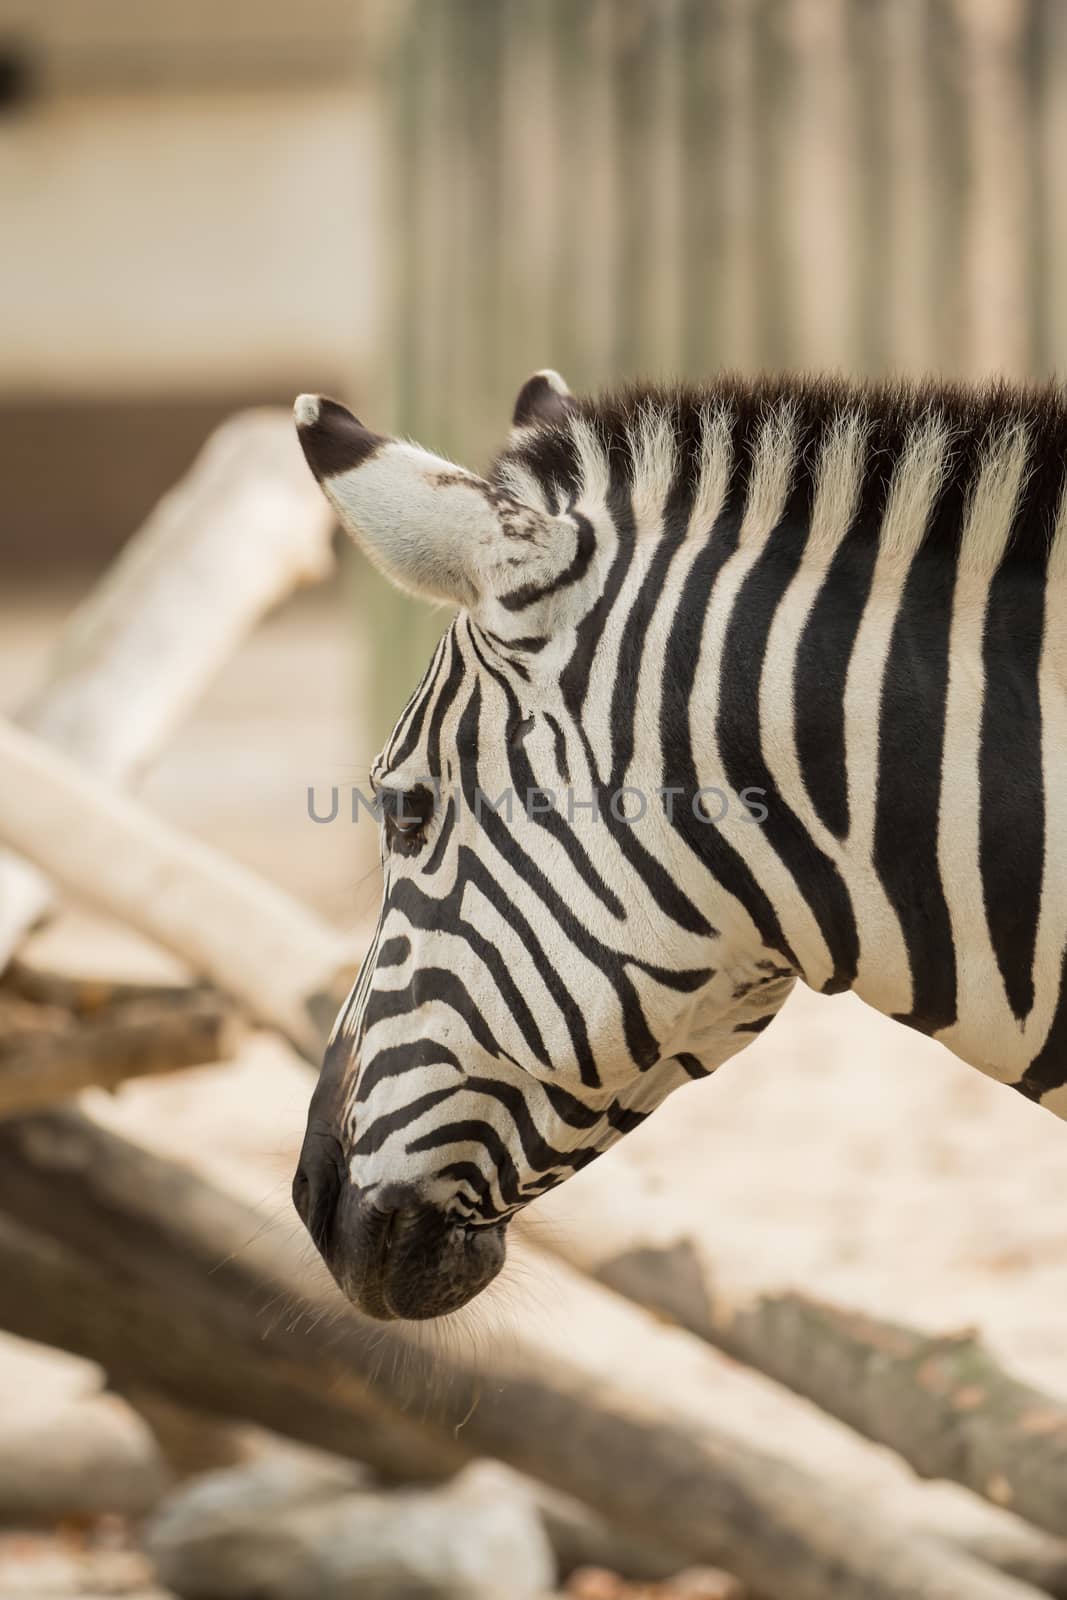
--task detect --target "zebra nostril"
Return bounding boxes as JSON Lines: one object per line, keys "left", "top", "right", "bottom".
{"left": 292, "top": 1134, "right": 344, "bottom": 1252}
{"left": 292, "top": 1165, "right": 311, "bottom": 1223}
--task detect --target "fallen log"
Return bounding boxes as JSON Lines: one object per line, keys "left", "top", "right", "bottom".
{"left": 0, "top": 720, "right": 354, "bottom": 1059}
{"left": 0, "top": 410, "right": 335, "bottom": 968}
{"left": 0, "top": 1151, "right": 457, "bottom": 1485}
{"left": 527, "top": 1158, "right": 1067, "bottom": 1539}
{"left": 527, "top": 1486, "right": 681, "bottom": 1587}
{"left": 946, "top": 1529, "right": 1067, "bottom": 1600}
{"left": 0, "top": 1109, "right": 1046, "bottom": 1600}
{"left": 537, "top": 1503, "right": 1067, "bottom": 1600}
{"left": 121, "top": 1389, "right": 254, "bottom": 1480}
{"left": 2, "top": 958, "right": 232, "bottom": 1016}
{"left": 0, "top": 971, "right": 242, "bottom": 1117}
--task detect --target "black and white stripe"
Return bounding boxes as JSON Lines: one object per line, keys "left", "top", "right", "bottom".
{"left": 297, "top": 371, "right": 1067, "bottom": 1244}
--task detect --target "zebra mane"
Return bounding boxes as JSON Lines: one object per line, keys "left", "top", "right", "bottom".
{"left": 493, "top": 373, "right": 1067, "bottom": 575}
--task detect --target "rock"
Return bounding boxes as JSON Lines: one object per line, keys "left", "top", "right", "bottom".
{"left": 146, "top": 1458, "right": 556, "bottom": 1599}
{"left": 146, "top": 1447, "right": 367, "bottom": 1523}
{"left": 0, "top": 1396, "right": 170, "bottom": 1523}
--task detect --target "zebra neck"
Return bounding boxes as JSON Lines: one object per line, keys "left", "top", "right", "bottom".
{"left": 692, "top": 510, "right": 1057, "bottom": 1078}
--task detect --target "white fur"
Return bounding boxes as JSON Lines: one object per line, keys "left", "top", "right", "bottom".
{"left": 536, "top": 368, "right": 570, "bottom": 396}
{"left": 627, "top": 404, "right": 678, "bottom": 529}
{"left": 740, "top": 402, "right": 799, "bottom": 544}
{"left": 689, "top": 404, "right": 734, "bottom": 540}
{"left": 879, "top": 413, "right": 953, "bottom": 566}
{"left": 569, "top": 414, "right": 612, "bottom": 507}
{"left": 1046, "top": 467, "right": 1067, "bottom": 585}
{"left": 322, "top": 441, "right": 561, "bottom": 610}
{"left": 807, "top": 408, "right": 867, "bottom": 561}
{"left": 958, "top": 421, "right": 1029, "bottom": 576}
{"left": 293, "top": 393, "right": 321, "bottom": 428}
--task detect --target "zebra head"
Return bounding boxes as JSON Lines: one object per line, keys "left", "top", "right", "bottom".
{"left": 292, "top": 373, "right": 796, "bottom": 1320}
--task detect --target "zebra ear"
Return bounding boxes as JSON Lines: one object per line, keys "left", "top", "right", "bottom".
{"left": 294, "top": 394, "right": 560, "bottom": 610}
{"left": 511, "top": 369, "right": 574, "bottom": 433}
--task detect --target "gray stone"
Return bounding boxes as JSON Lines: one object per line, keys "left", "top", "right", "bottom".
{"left": 146, "top": 1458, "right": 556, "bottom": 1600}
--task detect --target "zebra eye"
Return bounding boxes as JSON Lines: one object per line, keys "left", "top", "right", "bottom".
{"left": 381, "top": 785, "right": 435, "bottom": 854}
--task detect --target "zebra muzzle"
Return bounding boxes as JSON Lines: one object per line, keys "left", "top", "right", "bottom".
{"left": 313, "top": 1179, "right": 507, "bottom": 1322}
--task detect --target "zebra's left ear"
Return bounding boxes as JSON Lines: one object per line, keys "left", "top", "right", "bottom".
{"left": 510, "top": 369, "right": 574, "bottom": 434}
{"left": 295, "top": 394, "right": 564, "bottom": 612}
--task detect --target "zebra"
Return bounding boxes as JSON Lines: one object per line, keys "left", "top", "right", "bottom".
{"left": 292, "top": 368, "right": 1067, "bottom": 1321}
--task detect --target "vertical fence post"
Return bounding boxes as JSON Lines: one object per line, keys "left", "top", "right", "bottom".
{"left": 956, "top": 0, "right": 1033, "bottom": 379}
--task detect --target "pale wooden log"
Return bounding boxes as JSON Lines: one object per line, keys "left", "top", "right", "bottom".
{"left": 526, "top": 1159, "right": 1067, "bottom": 1539}
{"left": 534, "top": 1463, "right": 1067, "bottom": 1595}
{"left": 0, "top": 719, "right": 354, "bottom": 1059}
{"left": 0, "top": 986, "right": 242, "bottom": 1118}
{"left": 122, "top": 1388, "right": 253, "bottom": 1480}
{"left": 542, "top": 1500, "right": 1067, "bottom": 1598}
{"left": 0, "top": 1109, "right": 1046, "bottom": 1600}
{"left": 526, "top": 1486, "right": 680, "bottom": 1586}
{"left": 945, "top": 1529, "right": 1067, "bottom": 1600}
{"left": 0, "top": 409, "right": 335, "bottom": 969}
{"left": 0, "top": 1110, "right": 468, "bottom": 1484}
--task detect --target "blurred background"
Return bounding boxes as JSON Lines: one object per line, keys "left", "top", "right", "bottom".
{"left": 4, "top": 4, "right": 1067, "bottom": 1600}
{"left": 4, "top": 0, "right": 1067, "bottom": 718}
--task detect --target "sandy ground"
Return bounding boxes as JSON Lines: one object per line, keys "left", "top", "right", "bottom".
{"left": 3, "top": 579, "right": 1067, "bottom": 1564}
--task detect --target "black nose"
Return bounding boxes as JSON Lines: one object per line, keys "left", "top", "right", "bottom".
{"left": 302, "top": 1179, "right": 507, "bottom": 1323}
{"left": 292, "top": 1129, "right": 344, "bottom": 1252}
